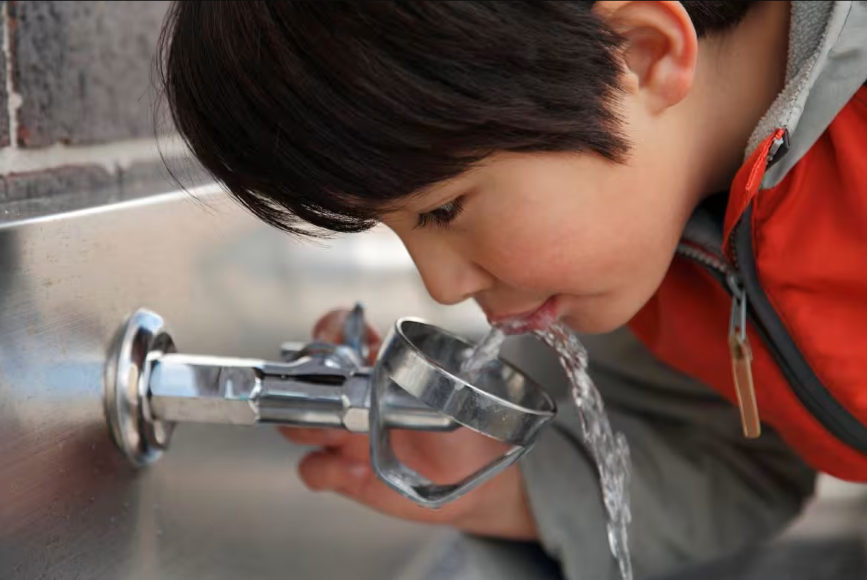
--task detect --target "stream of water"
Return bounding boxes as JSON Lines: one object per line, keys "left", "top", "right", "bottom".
{"left": 460, "top": 323, "right": 633, "bottom": 580}
{"left": 459, "top": 327, "right": 507, "bottom": 380}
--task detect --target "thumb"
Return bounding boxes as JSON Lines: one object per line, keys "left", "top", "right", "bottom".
{"left": 312, "top": 309, "right": 352, "bottom": 342}
{"left": 312, "top": 309, "right": 384, "bottom": 365}
{"left": 299, "top": 449, "right": 371, "bottom": 492}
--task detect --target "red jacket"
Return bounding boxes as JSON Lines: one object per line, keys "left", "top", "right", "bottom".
{"left": 630, "top": 1, "right": 867, "bottom": 480}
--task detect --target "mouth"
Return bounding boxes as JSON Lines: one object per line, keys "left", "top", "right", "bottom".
{"left": 487, "top": 296, "right": 559, "bottom": 335}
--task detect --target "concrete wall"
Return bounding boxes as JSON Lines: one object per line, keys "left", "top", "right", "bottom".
{"left": 0, "top": 1, "right": 194, "bottom": 221}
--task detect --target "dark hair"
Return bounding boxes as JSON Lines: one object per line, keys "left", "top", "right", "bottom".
{"left": 157, "top": 1, "right": 756, "bottom": 237}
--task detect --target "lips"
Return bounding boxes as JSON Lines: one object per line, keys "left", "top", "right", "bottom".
{"left": 487, "top": 296, "right": 559, "bottom": 335}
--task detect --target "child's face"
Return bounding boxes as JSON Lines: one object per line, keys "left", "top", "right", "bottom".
{"left": 382, "top": 106, "right": 707, "bottom": 333}
{"left": 377, "top": 0, "right": 759, "bottom": 333}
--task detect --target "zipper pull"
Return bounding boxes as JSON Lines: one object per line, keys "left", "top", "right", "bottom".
{"left": 727, "top": 274, "right": 761, "bottom": 438}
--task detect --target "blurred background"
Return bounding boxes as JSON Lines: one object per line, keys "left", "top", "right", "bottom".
{"left": 0, "top": 3, "right": 468, "bottom": 579}
{"left": 0, "top": 2, "right": 865, "bottom": 580}
{"left": 0, "top": 1, "right": 184, "bottom": 220}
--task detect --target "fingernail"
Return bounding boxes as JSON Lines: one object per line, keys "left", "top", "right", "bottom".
{"left": 346, "top": 462, "right": 369, "bottom": 479}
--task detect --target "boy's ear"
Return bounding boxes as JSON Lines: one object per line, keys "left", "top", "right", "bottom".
{"left": 593, "top": 1, "right": 698, "bottom": 114}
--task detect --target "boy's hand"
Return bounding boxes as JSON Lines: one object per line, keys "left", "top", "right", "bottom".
{"left": 279, "top": 309, "right": 538, "bottom": 541}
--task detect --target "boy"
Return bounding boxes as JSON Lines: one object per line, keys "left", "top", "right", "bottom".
{"left": 158, "top": 2, "right": 867, "bottom": 578}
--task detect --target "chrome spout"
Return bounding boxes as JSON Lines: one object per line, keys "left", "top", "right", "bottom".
{"left": 147, "top": 353, "right": 454, "bottom": 432}
{"left": 105, "top": 306, "right": 556, "bottom": 508}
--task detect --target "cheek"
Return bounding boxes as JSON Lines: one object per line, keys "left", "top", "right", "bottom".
{"left": 470, "top": 185, "right": 683, "bottom": 295}
{"left": 462, "top": 149, "right": 694, "bottom": 299}
{"left": 469, "top": 207, "right": 624, "bottom": 293}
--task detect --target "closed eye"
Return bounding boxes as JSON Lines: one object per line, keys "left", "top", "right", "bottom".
{"left": 415, "top": 197, "right": 465, "bottom": 230}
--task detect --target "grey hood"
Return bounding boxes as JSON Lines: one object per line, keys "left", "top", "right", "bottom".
{"left": 685, "top": 0, "right": 867, "bottom": 249}
{"left": 747, "top": 0, "right": 867, "bottom": 188}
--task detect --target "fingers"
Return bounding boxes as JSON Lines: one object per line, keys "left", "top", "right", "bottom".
{"left": 312, "top": 308, "right": 384, "bottom": 365}
{"left": 296, "top": 449, "right": 451, "bottom": 522}
{"left": 278, "top": 427, "right": 351, "bottom": 447}
{"left": 298, "top": 449, "right": 371, "bottom": 492}
{"left": 279, "top": 427, "right": 371, "bottom": 465}
{"left": 312, "top": 309, "right": 352, "bottom": 342}
{"left": 296, "top": 447, "right": 473, "bottom": 526}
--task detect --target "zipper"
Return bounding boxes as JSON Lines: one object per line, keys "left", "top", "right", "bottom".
{"left": 732, "top": 206, "right": 867, "bottom": 454}
{"left": 726, "top": 220, "right": 761, "bottom": 438}
{"left": 677, "top": 128, "right": 867, "bottom": 453}
{"left": 676, "top": 242, "right": 761, "bottom": 438}
{"left": 675, "top": 242, "right": 728, "bottom": 274}
{"left": 672, "top": 129, "right": 786, "bottom": 440}
{"left": 725, "top": 271, "right": 761, "bottom": 438}
{"left": 680, "top": 221, "right": 867, "bottom": 449}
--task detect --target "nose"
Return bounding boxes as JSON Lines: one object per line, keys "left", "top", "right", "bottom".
{"left": 401, "top": 236, "right": 494, "bottom": 306}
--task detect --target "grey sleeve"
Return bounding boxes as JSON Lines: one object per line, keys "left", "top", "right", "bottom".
{"left": 515, "top": 328, "right": 817, "bottom": 580}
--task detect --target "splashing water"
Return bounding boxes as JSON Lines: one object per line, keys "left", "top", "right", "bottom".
{"left": 460, "top": 327, "right": 507, "bottom": 381}
{"left": 460, "top": 314, "right": 546, "bottom": 379}
{"left": 460, "top": 323, "right": 633, "bottom": 580}
{"left": 535, "top": 321, "right": 633, "bottom": 580}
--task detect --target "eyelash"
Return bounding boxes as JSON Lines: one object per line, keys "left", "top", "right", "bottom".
{"left": 416, "top": 197, "right": 466, "bottom": 230}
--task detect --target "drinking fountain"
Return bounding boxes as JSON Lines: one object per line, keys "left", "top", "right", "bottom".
{"left": 104, "top": 304, "right": 556, "bottom": 508}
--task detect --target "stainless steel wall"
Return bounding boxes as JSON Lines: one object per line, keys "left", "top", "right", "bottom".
{"left": 0, "top": 187, "right": 488, "bottom": 580}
